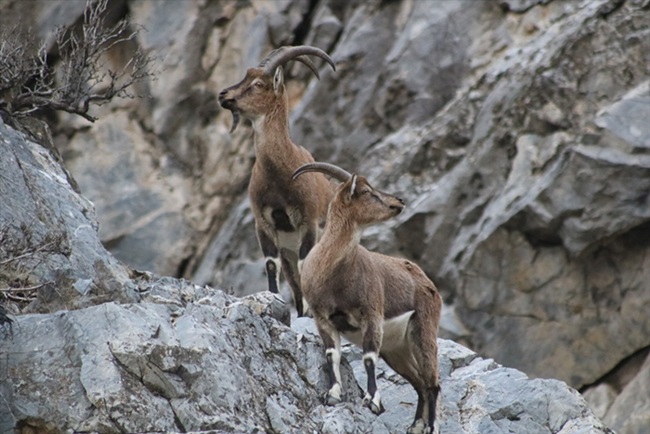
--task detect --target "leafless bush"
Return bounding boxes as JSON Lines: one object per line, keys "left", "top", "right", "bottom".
{"left": 0, "top": 0, "right": 154, "bottom": 123}
{"left": 0, "top": 222, "right": 68, "bottom": 314}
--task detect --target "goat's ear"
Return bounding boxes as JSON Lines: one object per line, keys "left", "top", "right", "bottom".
{"left": 273, "top": 66, "right": 284, "bottom": 95}
{"left": 347, "top": 174, "right": 358, "bottom": 200}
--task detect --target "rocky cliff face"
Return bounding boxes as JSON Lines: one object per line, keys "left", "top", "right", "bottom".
{"left": 1, "top": 0, "right": 649, "bottom": 433}
{"left": 0, "top": 120, "right": 610, "bottom": 432}
{"left": 0, "top": 119, "right": 137, "bottom": 313}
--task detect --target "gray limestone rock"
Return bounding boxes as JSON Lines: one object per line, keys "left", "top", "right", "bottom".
{"left": 0, "top": 118, "right": 137, "bottom": 312}
{"left": 2, "top": 0, "right": 649, "bottom": 430}
{"left": 1, "top": 283, "right": 611, "bottom": 433}
{"left": 602, "top": 352, "right": 650, "bottom": 434}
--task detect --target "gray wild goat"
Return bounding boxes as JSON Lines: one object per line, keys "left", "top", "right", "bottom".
{"left": 218, "top": 46, "right": 336, "bottom": 316}
{"left": 293, "top": 162, "right": 442, "bottom": 434}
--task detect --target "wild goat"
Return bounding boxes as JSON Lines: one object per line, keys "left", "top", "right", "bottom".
{"left": 293, "top": 162, "right": 442, "bottom": 434}
{"left": 218, "top": 46, "right": 336, "bottom": 316}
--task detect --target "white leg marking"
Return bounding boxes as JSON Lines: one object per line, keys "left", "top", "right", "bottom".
{"left": 362, "top": 351, "right": 378, "bottom": 364}
{"left": 326, "top": 348, "right": 342, "bottom": 385}
{"left": 302, "top": 297, "right": 311, "bottom": 316}
{"left": 363, "top": 390, "right": 383, "bottom": 414}
{"left": 362, "top": 351, "right": 383, "bottom": 414}
{"left": 325, "top": 348, "right": 342, "bottom": 404}
{"left": 327, "top": 382, "right": 342, "bottom": 403}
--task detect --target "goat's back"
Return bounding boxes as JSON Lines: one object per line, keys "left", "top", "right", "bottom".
{"left": 303, "top": 245, "right": 430, "bottom": 321}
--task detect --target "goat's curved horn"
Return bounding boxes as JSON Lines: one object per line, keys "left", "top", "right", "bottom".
{"left": 292, "top": 162, "right": 352, "bottom": 183}
{"left": 259, "top": 45, "right": 336, "bottom": 78}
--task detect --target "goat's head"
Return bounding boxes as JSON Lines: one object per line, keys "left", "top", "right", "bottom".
{"left": 293, "top": 162, "right": 405, "bottom": 226}
{"left": 218, "top": 45, "right": 336, "bottom": 133}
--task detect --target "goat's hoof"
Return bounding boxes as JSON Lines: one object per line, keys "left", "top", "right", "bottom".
{"left": 406, "top": 421, "right": 430, "bottom": 434}
{"left": 324, "top": 393, "right": 341, "bottom": 406}
{"left": 363, "top": 392, "right": 385, "bottom": 415}
{"left": 324, "top": 383, "right": 342, "bottom": 406}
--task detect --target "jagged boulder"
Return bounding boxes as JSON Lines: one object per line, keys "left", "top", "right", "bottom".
{"left": 1, "top": 279, "right": 610, "bottom": 433}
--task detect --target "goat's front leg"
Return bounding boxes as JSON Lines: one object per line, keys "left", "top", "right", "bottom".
{"left": 362, "top": 319, "right": 385, "bottom": 415}
{"left": 257, "top": 227, "right": 281, "bottom": 294}
{"left": 317, "top": 322, "right": 342, "bottom": 405}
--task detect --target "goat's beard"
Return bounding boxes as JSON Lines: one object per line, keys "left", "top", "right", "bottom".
{"left": 228, "top": 109, "right": 240, "bottom": 133}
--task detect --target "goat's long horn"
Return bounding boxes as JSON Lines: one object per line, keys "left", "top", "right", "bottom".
{"left": 292, "top": 162, "right": 352, "bottom": 182}
{"left": 259, "top": 45, "right": 336, "bottom": 78}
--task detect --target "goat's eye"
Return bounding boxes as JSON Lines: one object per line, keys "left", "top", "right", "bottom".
{"left": 254, "top": 81, "right": 264, "bottom": 88}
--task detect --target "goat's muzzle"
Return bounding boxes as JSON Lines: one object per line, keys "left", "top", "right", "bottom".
{"left": 390, "top": 197, "right": 405, "bottom": 214}
{"left": 218, "top": 90, "right": 240, "bottom": 133}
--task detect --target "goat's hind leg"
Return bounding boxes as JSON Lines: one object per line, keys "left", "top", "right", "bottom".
{"left": 383, "top": 351, "right": 430, "bottom": 433}
{"left": 405, "top": 350, "right": 439, "bottom": 433}
{"left": 407, "top": 388, "right": 439, "bottom": 434}
{"left": 408, "top": 298, "right": 441, "bottom": 433}
{"left": 426, "top": 387, "right": 440, "bottom": 434}
{"left": 406, "top": 389, "right": 428, "bottom": 434}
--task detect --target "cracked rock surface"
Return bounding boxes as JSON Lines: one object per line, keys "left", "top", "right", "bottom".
{"left": 2, "top": 0, "right": 649, "bottom": 432}
{"left": 2, "top": 281, "right": 610, "bottom": 433}
{"left": 0, "top": 122, "right": 612, "bottom": 431}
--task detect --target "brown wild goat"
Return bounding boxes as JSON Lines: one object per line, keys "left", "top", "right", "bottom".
{"left": 293, "top": 162, "right": 442, "bottom": 434}
{"left": 218, "top": 46, "right": 336, "bottom": 316}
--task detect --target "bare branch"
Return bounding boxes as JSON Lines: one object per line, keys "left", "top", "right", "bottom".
{"left": 0, "top": 240, "right": 60, "bottom": 266}
{"left": 0, "top": 0, "right": 155, "bottom": 123}
{"left": 1, "top": 282, "right": 50, "bottom": 293}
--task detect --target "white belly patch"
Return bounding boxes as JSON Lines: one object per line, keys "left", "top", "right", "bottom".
{"left": 277, "top": 229, "right": 301, "bottom": 252}
{"left": 381, "top": 310, "right": 414, "bottom": 353}
{"left": 342, "top": 310, "right": 415, "bottom": 353}
{"left": 263, "top": 207, "right": 303, "bottom": 253}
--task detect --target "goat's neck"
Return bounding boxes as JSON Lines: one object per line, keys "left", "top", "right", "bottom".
{"left": 319, "top": 210, "right": 361, "bottom": 265}
{"left": 252, "top": 102, "right": 292, "bottom": 154}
